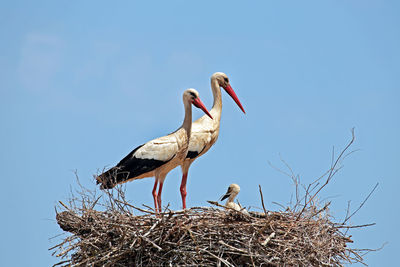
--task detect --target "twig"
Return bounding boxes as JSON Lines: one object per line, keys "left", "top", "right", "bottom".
{"left": 343, "top": 182, "right": 379, "bottom": 224}
{"left": 259, "top": 185, "right": 267, "bottom": 215}
{"left": 261, "top": 232, "right": 276, "bottom": 246}
{"left": 200, "top": 248, "right": 235, "bottom": 267}
{"left": 296, "top": 129, "right": 356, "bottom": 220}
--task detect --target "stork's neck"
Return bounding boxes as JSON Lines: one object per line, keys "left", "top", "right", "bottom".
{"left": 210, "top": 77, "right": 222, "bottom": 120}
{"left": 181, "top": 100, "right": 192, "bottom": 137}
{"left": 226, "top": 193, "right": 238, "bottom": 204}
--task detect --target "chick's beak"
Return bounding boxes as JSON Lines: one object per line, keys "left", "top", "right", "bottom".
{"left": 220, "top": 192, "right": 230, "bottom": 201}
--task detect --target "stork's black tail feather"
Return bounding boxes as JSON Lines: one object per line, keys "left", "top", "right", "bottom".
{"left": 96, "top": 167, "right": 130, "bottom": 189}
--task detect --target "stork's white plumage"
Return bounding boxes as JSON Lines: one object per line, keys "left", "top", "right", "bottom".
{"left": 179, "top": 72, "right": 245, "bottom": 209}
{"left": 97, "top": 89, "right": 212, "bottom": 213}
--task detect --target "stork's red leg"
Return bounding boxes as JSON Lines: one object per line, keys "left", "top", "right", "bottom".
{"left": 152, "top": 179, "right": 158, "bottom": 212}
{"left": 180, "top": 173, "right": 188, "bottom": 209}
{"left": 157, "top": 181, "right": 164, "bottom": 213}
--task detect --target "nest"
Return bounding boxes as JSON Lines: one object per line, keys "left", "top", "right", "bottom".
{"left": 51, "top": 130, "right": 375, "bottom": 266}
{"left": 51, "top": 188, "right": 371, "bottom": 267}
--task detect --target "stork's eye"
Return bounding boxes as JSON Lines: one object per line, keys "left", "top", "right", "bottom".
{"left": 224, "top": 77, "right": 229, "bottom": 83}
{"left": 189, "top": 92, "right": 197, "bottom": 99}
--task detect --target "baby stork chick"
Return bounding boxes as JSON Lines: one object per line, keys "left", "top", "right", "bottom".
{"left": 220, "top": 184, "right": 248, "bottom": 214}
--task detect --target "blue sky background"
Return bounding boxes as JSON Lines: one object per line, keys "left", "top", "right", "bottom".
{"left": 1, "top": 1, "right": 399, "bottom": 266}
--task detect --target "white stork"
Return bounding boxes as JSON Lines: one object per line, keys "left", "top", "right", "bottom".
{"left": 220, "top": 183, "right": 248, "bottom": 214}
{"left": 179, "top": 72, "right": 245, "bottom": 209}
{"left": 97, "top": 88, "right": 212, "bottom": 213}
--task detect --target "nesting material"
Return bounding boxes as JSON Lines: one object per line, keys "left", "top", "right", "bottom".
{"left": 52, "top": 192, "right": 366, "bottom": 267}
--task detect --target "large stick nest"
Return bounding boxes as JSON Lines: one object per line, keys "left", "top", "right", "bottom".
{"left": 51, "top": 130, "right": 375, "bottom": 266}
{"left": 53, "top": 203, "right": 361, "bottom": 266}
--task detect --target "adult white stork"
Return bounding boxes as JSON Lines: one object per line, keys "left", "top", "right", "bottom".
{"left": 96, "top": 89, "right": 212, "bottom": 213}
{"left": 179, "top": 72, "right": 245, "bottom": 209}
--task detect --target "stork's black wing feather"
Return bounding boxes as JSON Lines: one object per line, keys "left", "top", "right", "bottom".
{"left": 97, "top": 143, "right": 172, "bottom": 189}
{"left": 186, "top": 145, "right": 207, "bottom": 159}
{"left": 186, "top": 150, "right": 200, "bottom": 159}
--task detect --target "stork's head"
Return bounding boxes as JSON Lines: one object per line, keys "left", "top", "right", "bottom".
{"left": 213, "top": 72, "right": 230, "bottom": 88}
{"left": 211, "top": 72, "right": 245, "bottom": 114}
{"left": 220, "top": 183, "right": 241, "bottom": 201}
{"left": 184, "top": 88, "right": 213, "bottom": 119}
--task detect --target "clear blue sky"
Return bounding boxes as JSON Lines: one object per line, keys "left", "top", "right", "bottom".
{"left": 1, "top": 1, "right": 399, "bottom": 266}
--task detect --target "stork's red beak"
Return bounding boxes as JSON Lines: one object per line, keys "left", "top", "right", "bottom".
{"left": 193, "top": 97, "right": 213, "bottom": 119}
{"left": 224, "top": 84, "right": 246, "bottom": 114}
